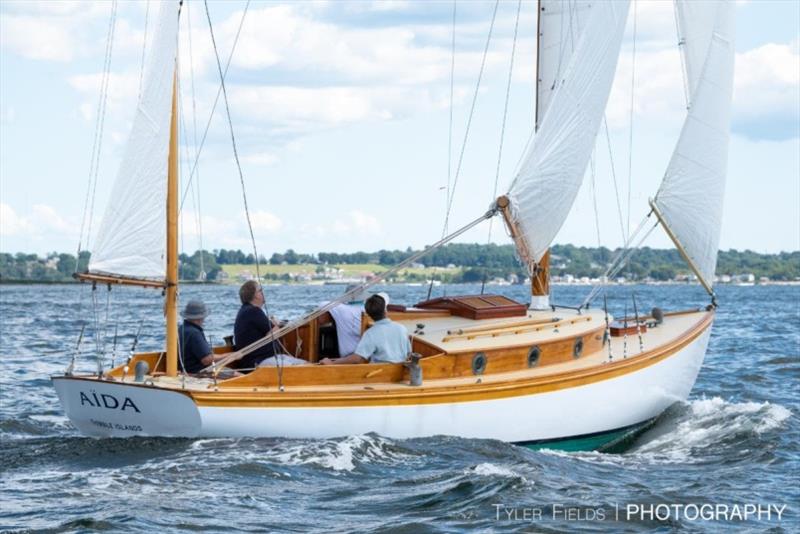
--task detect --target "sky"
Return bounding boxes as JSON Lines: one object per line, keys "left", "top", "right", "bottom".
{"left": 1, "top": 0, "right": 798, "bottom": 259}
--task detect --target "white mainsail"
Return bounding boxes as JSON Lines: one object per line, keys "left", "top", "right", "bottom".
{"left": 88, "top": 3, "right": 180, "bottom": 280}
{"left": 535, "top": 0, "right": 592, "bottom": 127}
{"left": 653, "top": 1, "right": 735, "bottom": 287}
{"left": 506, "top": 0, "right": 630, "bottom": 264}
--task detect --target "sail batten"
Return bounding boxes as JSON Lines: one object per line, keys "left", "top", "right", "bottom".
{"left": 506, "top": 0, "right": 630, "bottom": 264}
{"left": 87, "top": 3, "right": 180, "bottom": 281}
{"left": 653, "top": 1, "right": 735, "bottom": 289}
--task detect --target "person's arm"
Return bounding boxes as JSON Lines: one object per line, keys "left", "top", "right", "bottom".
{"left": 319, "top": 354, "right": 367, "bottom": 365}
{"left": 200, "top": 352, "right": 230, "bottom": 367}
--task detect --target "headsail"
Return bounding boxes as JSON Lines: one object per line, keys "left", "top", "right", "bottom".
{"left": 505, "top": 0, "right": 630, "bottom": 264}
{"left": 652, "top": 1, "right": 735, "bottom": 289}
{"left": 87, "top": 2, "right": 180, "bottom": 281}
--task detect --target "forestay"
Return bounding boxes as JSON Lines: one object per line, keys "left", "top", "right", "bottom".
{"left": 653, "top": 1, "right": 735, "bottom": 286}
{"left": 88, "top": 3, "right": 180, "bottom": 280}
{"left": 506, "top": 0, "right": 630, "bottom": 264}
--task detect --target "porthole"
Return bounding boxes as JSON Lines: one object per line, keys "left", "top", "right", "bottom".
{"left": 527, "top": 346, "right": 541, "bottom": 368}
{"left": 472, "top": 352, "right": 487, "bottom": 375}
{"left": 573, "top": 337, "right": 584, "bottom": 359}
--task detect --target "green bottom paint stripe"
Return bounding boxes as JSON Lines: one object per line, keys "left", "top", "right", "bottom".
{"left": 515, "top": 418, "right": 658, "bottom": 453}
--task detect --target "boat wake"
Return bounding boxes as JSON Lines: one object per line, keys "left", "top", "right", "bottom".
{"left": 629, "top": 396, "right": 792, "bottom": 462}
{"left": 541, "top": 396, "right": 792, "bottom": 466}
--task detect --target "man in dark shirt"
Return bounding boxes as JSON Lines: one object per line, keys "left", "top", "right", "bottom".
{"left": 178, "top": 300, "right": 229, "bottom": 373}
{"left": 233, "top": 281, "right": 279, "bottom": 370}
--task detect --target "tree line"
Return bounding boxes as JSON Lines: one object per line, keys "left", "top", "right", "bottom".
{"left": 1, "top": 245, "right": 797, "bottom": 283}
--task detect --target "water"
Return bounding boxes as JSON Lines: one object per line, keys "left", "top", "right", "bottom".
{"left": 1, "top": 283, "right": 798, "bottom": 532}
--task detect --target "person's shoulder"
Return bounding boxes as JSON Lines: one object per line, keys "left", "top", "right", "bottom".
{"left": 390, "top": 320, "right": 408, "bottom": 334}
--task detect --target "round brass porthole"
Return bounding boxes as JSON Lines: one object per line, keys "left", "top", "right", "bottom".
{"left": 528, "top": 346, "right": 541, "bottom": 368}
{"left": 573, "top": 337, "right": 584, "bottom": 359}
{"left": 472, "top": 352, "right": 487, "bottom": 375}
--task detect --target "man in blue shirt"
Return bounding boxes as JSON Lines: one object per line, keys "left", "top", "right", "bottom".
{"left": 178, "top": 300, "right": 229, "bottom": 373}
{"left": 233, "top": 280, "right": 306, "bottom": 370}
{"left": 319, "top": 293, "right": 411, "bottom": 365}
{"left": 233, "top": 280, "right": 280, "bottom": 370}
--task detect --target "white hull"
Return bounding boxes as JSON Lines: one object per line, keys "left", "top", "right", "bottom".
{"left": 52, "top": 327, "right": 710, "bottom": 443}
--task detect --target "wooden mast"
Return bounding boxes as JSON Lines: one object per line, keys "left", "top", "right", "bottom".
{"left": 165, "top": 70, "right": 179, "bottom": 377}
{"left": 531, "top": 0, "right": 550, "bottom": 307}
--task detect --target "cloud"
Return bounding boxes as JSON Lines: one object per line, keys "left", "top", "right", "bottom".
{"left": 0, "top": 203, "right": 34, "bottom": 236}
{"left": 242, "top": 152, "right": 279, "bottom": 166}
{"left": 304, "top": 210, "right": 382, "bottom": 239}
{"left": 0, "top": 14, "right": 78, "bottom": 61}
{"left": 180, "top": 209, "right": 282, "bottom": 252}
{"left": 0, "top": 203, "right": 76, "bottom": 238}
{"left": 732, "top": 40, "right": 800, "bottom": 141}
{"left": 603, "top": 37, "right": 800, "bottom": 142}
{"left": 249, "top": 210, "right": 283, "bottom": 233}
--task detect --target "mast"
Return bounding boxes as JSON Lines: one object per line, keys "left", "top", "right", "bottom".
{"left": 530, "top": 0, "right": 550, "bottom": 309}
{"left": 165, "top": 70, "right": 179, "bottom": 377}
{"left": 525, "top": 0, "right": 551, "bottom": 310}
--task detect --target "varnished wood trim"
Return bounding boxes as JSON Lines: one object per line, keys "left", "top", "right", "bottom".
{"left": 192, "top": 312, "right": 713, "bottom": 407}
{"left": 74, "top": 272, "right": 167, "bottom": 289}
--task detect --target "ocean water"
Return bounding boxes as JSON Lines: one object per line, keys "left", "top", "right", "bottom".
{"left": 0, "top": 283, "right": 797, "bottom": 533}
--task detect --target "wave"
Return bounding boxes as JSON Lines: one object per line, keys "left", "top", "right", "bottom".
{"left": 266, "top": 433, "right": 416, "bottom": 472}
{"left": 538, "top": 396, "right": 792, "bottom": 466}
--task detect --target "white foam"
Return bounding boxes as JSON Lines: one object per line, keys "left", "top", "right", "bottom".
{"left": 632, "top": 397, "right": 793, "bottom": 463}
{"left": 268, "top": 434, "right": 410, "bottom": 473}
{"left": 468, "top": 462, "right": 527, "bottom": 482}
{"left": 537, "top": 397, "right": 792, "bottom": 466}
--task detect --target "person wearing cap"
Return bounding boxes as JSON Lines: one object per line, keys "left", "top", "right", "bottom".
{"left": 319, "top": 293, "right": 411, "bottom": 365}
{"left": 178, "top": 300, "right": 228, "bottom": 374}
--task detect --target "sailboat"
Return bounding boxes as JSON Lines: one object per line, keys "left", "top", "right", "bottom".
{"left": 53, "top": 0, "right": 734, "bottom": 451}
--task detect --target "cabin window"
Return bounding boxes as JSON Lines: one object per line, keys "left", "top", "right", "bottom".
{"left": 472, "top": 352, "right": 487, "bottom": 375}
{"left": 528, "top": 346, "right": 541, "bottom": 368}
{"left": 573, "top": 338, "right": 584, "bottom": 359}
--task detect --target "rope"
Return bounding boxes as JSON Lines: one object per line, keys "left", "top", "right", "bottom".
{"left": 442, "top": 0, "right": 500, "bottom": 235}
{"left": 179, "top": 0, "right": 251, "bottom": 213}
{"left": 626, "top": 0, "right": 638, "bottom": 241}
{"left": 210, "top": 208, "right": 497, "bottom": 373}
{"left": 77, "top": 0, "right": 117, "bottom": 261}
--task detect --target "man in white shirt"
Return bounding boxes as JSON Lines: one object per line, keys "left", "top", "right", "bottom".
{"left": 319, "top": 293, "right": 410, "bottom": 365}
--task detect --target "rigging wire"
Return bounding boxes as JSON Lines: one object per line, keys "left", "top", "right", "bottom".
{"left": 202, "top": 0, "right": 260, "bottom": 280}
{"left": 602, "top": 117, "right": 627, "bottom": 244}
{"left": 185, "top": 0, "right": 205, "bottom": 279}
{"left": 77, "top": 0, "right": 118, "bottom": 261}
{"left": 179, "top": 0, "right": 251, "bottom": 213}
{"left": 138, "top": 0, "right": 151, "bottom": 102}
{"left": 442, "top": 0, "right": 500, "bottom": 235}
{"left": 581, "top": 214, "right": 658, "bottom": 308}
{"left": 486, "top": 0, "right": 522, "bottom": 247}
{"left": 84, "top": 1, "right": 119, "bottom": 257}
{"left": 626, "top": 0, "right": 638, "bottom": 242}
{"left": 444, "top": 0, "right": 457, "bottom": 237}
{"left": 204, "top": 0, "right": 285, "bottom": 380}
{"left": 589, "top": 151, "right": 602, "bottom": 247}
